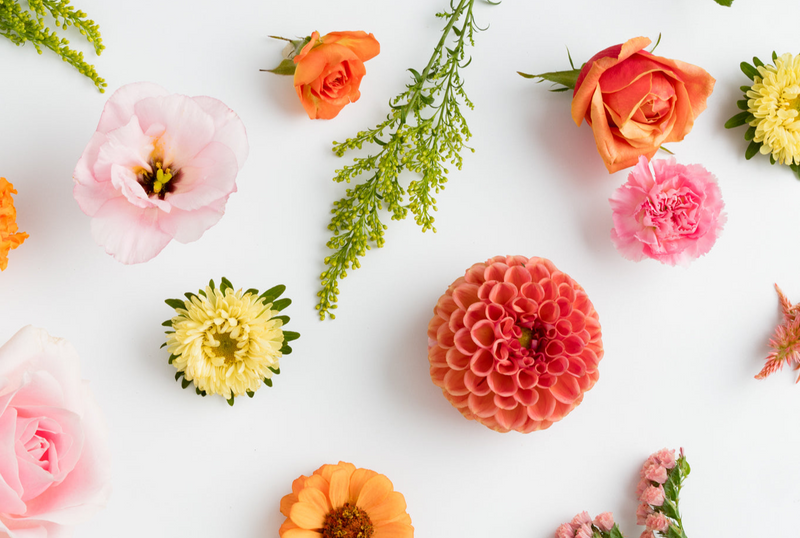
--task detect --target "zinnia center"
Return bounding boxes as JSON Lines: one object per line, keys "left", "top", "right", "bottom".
{"left": 321, "top": 503, "right": 374, "bottom": 538}
{"left": 139, "top": 160, "right": 178, "bottom": 199}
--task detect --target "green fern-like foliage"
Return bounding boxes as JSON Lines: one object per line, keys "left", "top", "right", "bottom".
{"left": 0, "top": 0, "right": 106, "bottom": 91}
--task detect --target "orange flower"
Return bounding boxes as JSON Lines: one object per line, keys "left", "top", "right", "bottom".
{"left": 293, "top": 31, "right": 380, "bottom": 120}
{"left": 279, "top": 462, "right": 413, "bottom": 538}
{"left": 0, "top": 178, "right": 28, "bottom": 271}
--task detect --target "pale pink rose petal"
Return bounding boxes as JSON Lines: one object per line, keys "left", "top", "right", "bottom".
{"left": 0, "top": 408, "right": 24, "bottom": 515}
{"left": 90, "top": 198, "right": 172, "bottom": 264}
{"left": 96, "top": 81, "right": 170, "bottom": 134}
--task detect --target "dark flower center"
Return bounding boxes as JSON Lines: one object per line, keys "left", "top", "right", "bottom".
{"left": 139, "top": 160, "right": 179, "bottom": 199}
{"left": 322, "top": 503, "right": 374, "bottom": 538}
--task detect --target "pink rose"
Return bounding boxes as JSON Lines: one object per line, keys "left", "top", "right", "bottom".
{"left": 73, "top": 82, "right": 249, "bottom": 264}
{"left": 593, "top": 512, "right": 615, "bottom": 532}
{"left": 0, "top": 327, "right": 111, "bottom": 536}
{"left": 610, "top": 156, "right": 726, "bottom": 266}
{"left": 640, "top": 485, "right": 666, "bottom": 507}
{"left": 646, "top": 512, "right": 670, "bottom": 532}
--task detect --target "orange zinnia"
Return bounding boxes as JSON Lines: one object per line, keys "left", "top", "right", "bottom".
{"left": 0, "top": 178, "right": 28, "bottom": 271}
{"left": 279, "top": 462, "right": 413, "bottom": 538}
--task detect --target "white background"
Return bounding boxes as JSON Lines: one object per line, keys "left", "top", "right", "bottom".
{"left": 1, "top": 0, "right": 799, "bottom": 536}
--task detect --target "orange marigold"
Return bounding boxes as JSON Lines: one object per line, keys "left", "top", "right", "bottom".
{"left": 279, "top": 462, "right": 413, "bottom": 538}
{"left": 0, "top": 178, "right": 28, "bottom": 271}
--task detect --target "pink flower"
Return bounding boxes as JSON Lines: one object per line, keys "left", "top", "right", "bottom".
{"left": 646, "top": 512, "right": 670, "bottom": 532}
{"left": 428, "top": 256, "right": 604, "bottom": 433}
{"left": 636, "top": 503, "right": 654, "bottom": 525}
{"left": 635, "top": 477, "right": 650, "bottom": 498}
{"left": 593, "top": 512, "right": 615, "bottom": 532}
{"left": 640, "top": 531, "right": 655, "bottom": 538}
{"left": 575, "top": 525, "right": 593, "bottom": 538}
{"left": 570, "top": 512, "right": 593, "bottom": 527}
{"left": 756, "top": 284, "right": 800, "bottom": 381}
{"left": 556, "top": 522, "right": 576, "bottom": 538}
{"left": 653, "top": 448, "right": 677, "bottom": 469}
{"left": 0, "top": 326, "right": 111, "bottom": 536}
{"left": 642, "top": 461, "right": 668, "bottom": 484}
{"left": 609, "top": 156, "right": 726, "bottom": 266}
{"left": 640, "top": 485, "right": 666, "bottom": 507}
{"left": 73, "top": 82, "right": 249, "bottom": 264}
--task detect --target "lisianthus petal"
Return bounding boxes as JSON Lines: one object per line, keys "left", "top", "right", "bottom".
{"left": 356, "top": 475, "right": 392, "bottom": 511}
{"left": 133, "top": 94, "right": 215, "bottom": 170}
{"left": 290, "top": 500, "right": 327, "bottom": 530}
{"left": 166, "top": 142, "right": 239, "bottom": 211}
{"left": 95, "top": 116, "right": 154, "bottom": 184}
{"left": 192, "top": 96, "right": 249, "bottom": 169}
{"left": 157, "top": 197, "right": 226, "bottom": 244}
{"left": 91, "top": 198, "right": 172, "bottom": 264}
{"left": 96, "top": 82, "right": 169, "bottom": 134}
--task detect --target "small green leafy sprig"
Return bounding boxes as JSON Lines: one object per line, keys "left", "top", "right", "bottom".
{"left": 316, "top": 0, "right": 498, "bottom": 320}
{"left": 725, "top": 52, "right": 800, "bottom": 180}
{"left": 162, "top": 278, "right": 299, "bottom": 406}
{"left": 714, "top": 0, "right": 733, "bottom": 5}
{"left": 0, "top": 0, "right": 106, "bottom": 91}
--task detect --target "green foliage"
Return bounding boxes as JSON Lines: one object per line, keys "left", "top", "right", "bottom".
{"left": 714, "top": 0, "right": 733, "bottom": 5}
{"left": 317, "top": 0, "right": 496, "bottom": 320}
{"left": 0, "top": 0, "right": 106, "bottom": 91}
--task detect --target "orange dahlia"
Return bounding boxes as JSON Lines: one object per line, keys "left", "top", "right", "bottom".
{"left": 0, "top": 178, "right": 28, "bottom": 271}
{"left": 279, "top": 462, "right": 413, "bottom": 538}
{"left": 428, "top": 255, "right": 604, "bottom": 433}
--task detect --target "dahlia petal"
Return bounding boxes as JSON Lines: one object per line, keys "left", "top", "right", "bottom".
{"left": 477, "top": 280, "right": 497, "bottom": 301}
{"left": 289, "top": 500, "right": 326, "bottom": 530}
{"left": 488, "top": 371, "right": 517, "bottom": 397}
{"left": 463, "top": 302, "right": 488, "bottom": 329}
{"left": 367, "top": 491, "right": 406, "bottom": 524}
{"left": 516, "top": 370, "right": 539, "bottom": 390}
{"left": 436, "top": 323, "right": 455, "bottom": 349}
{"left": 448, "top": 308, "right": 466, "bottom": 332}
{"left": 436, "top": 295, "right": 458, "bottom": 319}
{"left": 464, "top": 263, "right": 486, "bottom": 284}
{"left": 483, "top": 262, "right": 508, "bottom": 281}
{"left": 567, "top": 357, "right": 587, "bottom": 377}
{"left": 445, "top": 348, "right": 470, "bottom": 371}
{"left": 428, "top": 346, "right": 447, "bottom": 368}
{"left": 467, "top": 392, "right": 498, "bottom": 418}
{"left": 452, "top": 284, "right": 480, "bottom": 310}
{"left": 528, "top": 263, "right": 551, "bottom": 282}
{"left": 514, "top": 388, "right": 539, "bottom": 406}
{"left": 373, "top": 521, "right": 413, "bottom": 538}
{"left": 90, "top": 197, "right": 172, "bottom": 264}
{"left": 495, "top": 406, "right": 527, "bottom": 431}
{"left": 504, "top": 265, "right": 532, "bottom": 288}
{"left": 493, "top": 394, "right": 518, "bottom": 411}
{"left": 327, "top": 469, "right": 350, "bottom": 509}
{"left": 488, "top": 282, "right": 517, "bottom": 305}
{"left": 429, "top": 366, "right": 447, "bottom": 387}
{"left": 453, "top": 329, "right": 478, "bottom": 355}
{"left": 427, "top": 316, "right": 445, "bottom": 341}
{"left": 443, "top": 369, "right": 469, "bottom": 396}
{"left": 527, "top": 390, "right": 557, "bottom": 421}
{"left": 485, "top": 304, "right": 505, "bottom": 323}
{"left": 544, "top": 340, "right": 565, "bottom": 360}
{"left": 520, "top": 282, "right": 545, "bottom": 302}
{"left": 551, "top": 375, "right": 581, "bottom": 404}
{"left": 469, "top": 349, "right": 494, "bottom": 377}
{"left": 470, "top": 320, "right": 495, "bottom": 349}
{"left": 356, "top": 475, "right": 392, "bottom": 511}
{"left": 463, "top": 371, "right": 491, "bottom": 396}
{"left": 562, "top": 335, "right": 585, "bottom": 356}
{"left": 556, "top": 298, "right": 573, "bottom": 318}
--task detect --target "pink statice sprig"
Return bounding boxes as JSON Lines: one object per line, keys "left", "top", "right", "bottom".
{"left": 636, "top": 448, "right": 690, "bottom": 538}
{"left": 755, "top": 284, "right": 800, "bottom": 381}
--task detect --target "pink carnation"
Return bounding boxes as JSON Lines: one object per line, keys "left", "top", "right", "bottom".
{"left": 636, "top": 503, "right": 654, "bottom": 525}
{"left": 73, "top": 82, "right": 249, "bottom": 264}
{"left": 556, "top": 522, "right": 576, "bottom": 538}
{"left": 642, "top": 461, "right": 668, "bottom": 484}
{"left": 640, "top": 532, "right": 655, "bottom": 538}
{"left": 640, "top": 485, "right": 666, "bottom": 507}
{"left": 0, "top": 327, "right": 111, "bottom": 535}
{"left": 570, "top": 512, "right": 593, "bottom": 527}
{"left": 646, "top": 512, "right": 670, "bottom": 533}
{"left": 635, "top": 477, "right": 651, "bottom": 498}
{"left": 653, "top": 448, "right": 677, "bottom": 469}
{"left": 609, "top": 156, "right": 725, "bottom": 266}
{"left": 593, "top": 512, "right": 615, "bottom": 532}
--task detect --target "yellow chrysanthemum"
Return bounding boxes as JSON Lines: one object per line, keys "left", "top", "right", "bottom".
{"left": 747, "top": 53, "right": 800, "bottom": 165}
{"left": 166, "top": 280, "right": 291, "bottom": 403}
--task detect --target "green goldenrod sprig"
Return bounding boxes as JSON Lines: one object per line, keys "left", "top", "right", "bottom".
{"left": 317, "top": 0, "right": 498, "bottom": 320}
{"left": 0, "top": 0, "right": 106, "bottom": 91}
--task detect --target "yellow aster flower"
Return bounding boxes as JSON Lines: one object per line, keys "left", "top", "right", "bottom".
{"left": 163, "top": 278, "right": 298, "bottom": 405}
{"left": 747, "top": 53, "right": 800, "bottom": 165}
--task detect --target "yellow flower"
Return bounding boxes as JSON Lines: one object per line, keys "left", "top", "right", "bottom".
{"left": 747, "top": 53, "right": 800, "bottom": 165}
{"left": 164, "top": 279, "right": 297, "bottom": 405}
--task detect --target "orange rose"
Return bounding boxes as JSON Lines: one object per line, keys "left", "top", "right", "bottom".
{"left": 571, "top": 37, "right": 715, "bottom": 173}
{"left": 293, "top": 31, "right": 380, "bottom": 120}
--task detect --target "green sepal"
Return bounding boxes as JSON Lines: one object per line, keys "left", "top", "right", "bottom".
{"left": 282, "top": 331, "right": 300, "bottom": 342}
{"left": 791, "top": 164, "right": 800, "bottom": 180}
{"left": 660, "top": 499, "right": 680, "bottom": 520}
{"left": 181, "top": 378, "right": 191, "bottom": 389}
{"left": 268, "top": 367, "right": 281, "bottom": 375}
{"left": 160, "top": 342, "right": 167, "bottom": 349}
{"left": 753, "top": 56, "right": 764, "bottom": 68}
{"left": 518, "top": 68, "right": 582, "bottom": 91}
{"left": 714, "top": 0, "right": 733, "bottom": 5}
{"left": 744, "top": 125, "right": 756, "bottom": 141}
{"left": 244, "top": 288, "right": 259, "bottom": 297}
{"left": 608, "top": 525, "right": 624, "bottom": 538}
{"left": 219, "top": 277, "right": 233, "bottom": 294}
{"left": 667, "top": 525, "right": 684, "bottom": 538}
{"left": 264, "top": 378, "right": 273, "bottom": 387}
{"left": 260, "top": 285, "right": 286, "bottom": 304}
{"left": 273, "top": 315, "right": 290, "bottom": 325}
{"left": 737, "top": 99, "right": 748, "bottom": 110}
{"left": 773, "top": 51, "right": 779, "bottom": 62}
{"left": 745, "top": 140, "right": 761, "bottom": 160}
{"left": 246, "top": 390, "right": 255, "bottom": 398}
{"left": 227, "top": 395, "right": 235, "bottom": 406}
{"left": 663, "top": 473, "right": 678, "bottom": 500}
{"left": 770, "top": 155, "right": 777, "bottom": 165}
{"left": 208, "top": 279, "right": 215, "bottom": 291}
{"left": 197, "top": 289, "right": 206, "bottom": 298}
{"left": 740, "top": 61, "right": 759, "bottom": 80}
{"left": 175, "top": 371, "right": 184, "bottom": 381}
{"left": 185, "top": 292, "right": 199, "bottom": 302}
{"left": 724, "top": 111, "right": 751, "bottom": 129}
{"left": 195, "top": 387, "right": 207, "bottom": 397}
{"left": 161, "top": 320, "right": 173, "bottom": 327}
{"left": 280, "top": 344, "right": 293, "bottom": 355}
{"left": 740, "top": 85, "right": 752, "bottom": 93}
{"left": 272, "top": 298, "right": 292, "bottom": 312}
{"left": 679, "top": 457, "right": 691, "bottom": 476}
{"left": 168, "top": 354, "right": 179, "bottom": 365}
{"left": 165, "top": 298, "right": 185, "bottom": 310}
{"left": 262, "top": 58, "right": 297, "bottom": 76}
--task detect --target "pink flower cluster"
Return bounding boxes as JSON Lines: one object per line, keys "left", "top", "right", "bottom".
{"left": 610, "top": 156, "right": 726, "bottom": 266}
{"left": 636, "top": 448, "right": 677, "bottom": 536}
{"left": 556, "top": 511, "right": 615, "bottom": 538}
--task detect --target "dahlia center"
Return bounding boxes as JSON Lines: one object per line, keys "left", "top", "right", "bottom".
{"left": 212, "top": 332, "right": 240, "bottom": 365}
{"left": 138, "top": 160, "right": 179, "bottom": 199}
{"left": 321, "top": 503, "right": 374, "bottom": 538}
{"left": 518, "top": 326, "right": 534, "bottom": 349}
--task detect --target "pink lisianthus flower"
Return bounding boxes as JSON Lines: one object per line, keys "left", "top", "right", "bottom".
{"left": 0, "top": 326, "right": 111, "bottom": 536}
{"left": 593, "top": 512, "right": 615, "bottom": 532}
{"left": 609, "top": 156, "right": 725, "bottom": 266}
{"left": 645, "top": 512, "right": 670, "bottom": 533}
{"left": 73, "top": 82, "right": 249, "bottom": 264}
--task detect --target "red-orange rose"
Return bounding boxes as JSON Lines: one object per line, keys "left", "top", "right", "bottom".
{"left": 571, "top": 37, "right": 715, "bottom": 173}
{"left": 293, "top": 31, "right": 380, "bottom": 120}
